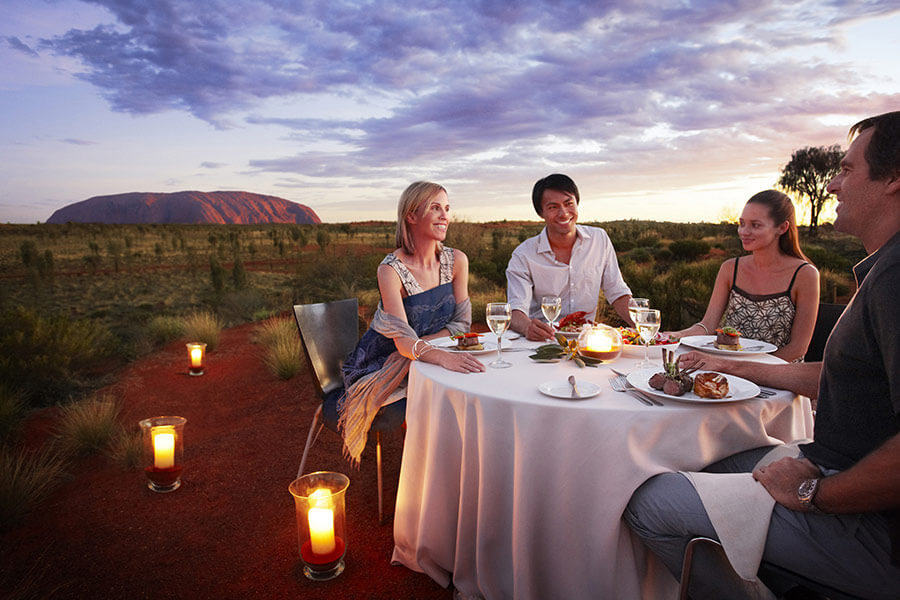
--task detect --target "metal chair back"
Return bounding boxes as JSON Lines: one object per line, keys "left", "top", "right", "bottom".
{"left": 293, "top": 298, "right": 359, "bottom": 398}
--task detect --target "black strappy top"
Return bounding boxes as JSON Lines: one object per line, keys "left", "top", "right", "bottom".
{"left": 722, "top": 257, "right": 809, "bottom": 349}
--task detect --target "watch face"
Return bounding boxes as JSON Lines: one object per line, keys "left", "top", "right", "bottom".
{"left": 798, "top": 478, "right": 818, "bottom": 501}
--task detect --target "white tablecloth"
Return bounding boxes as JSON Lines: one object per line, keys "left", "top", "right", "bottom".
{"left": 391, "top": 340, "right": 813, "bottom": 600}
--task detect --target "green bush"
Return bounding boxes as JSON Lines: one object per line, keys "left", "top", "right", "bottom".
{"left": 0, "top": 307, "right": 118, "bottom": 407}
{"left": 668, "top": 239, "right": 711, "bottom": 261}
{"left": 626, "top": 247, "right": 653, "bottom": 263}
{"left": 147, "top": 315, "right": 186, "bottom": 346}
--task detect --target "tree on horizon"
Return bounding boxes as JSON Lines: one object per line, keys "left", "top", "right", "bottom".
{"left": 778, "top": 144, "right": 843, "bottom": 237}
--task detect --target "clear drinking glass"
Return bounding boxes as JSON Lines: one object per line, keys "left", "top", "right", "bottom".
{"left": 541, "top": 296, "right": 562, "bottom": 331}
{"left": 628, "top": 297, "right": 650, "bottom": 327}
{"left": 485, "top": 302, "right": 512, "bottom": 369}
{"left": 635, "top": 308, "right": 661, "bottom": 368}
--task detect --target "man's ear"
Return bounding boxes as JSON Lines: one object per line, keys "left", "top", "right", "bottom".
{"left": 886, "top": 173, "right": 900, "bottom": 196}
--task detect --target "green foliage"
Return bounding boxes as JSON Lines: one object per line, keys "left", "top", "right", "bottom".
{"left": 147, "top": 315, "right": 186, "bottom": 346}
{"left": 292, "top": 250, "right": 380, "bottom": 304}
{"left": 255, "top": 317, "right": 304, "bottom": 380}
{"left": 183, "top": 311, "right": 223, "bottom": 351}
{"left": 0, "top": 445, "right": 70, "bottom": 531}
{"left": 56, "top": 394, "right": 121, "bottom": 455}
{"left": 19, "top": 240, "right": 39, "bottom": 268}
{"left": 668, "top": 239, "right": 711, "bottom": 261}
{"left": 209, "top": 254, "right": 226, "bottom": 293}
{"left": 778, "top": 144, "right": 843, "bottom": 236}
{"left": 802, "top": 244, "right": 853, "bottom": 272}
{"left": 0, "top": 307, "right": 118, "bottom": 407}
{"left": 315, "top": 228, "right": 331, "bottom": 251}
{"left": 626, "top": 247, "right": 653, "bottom": 263}
{"left": 232, "top": 254, "right": 248, "bottom": 289}
{"left": 0, "top": 385, "right": 27, "bottom": 442}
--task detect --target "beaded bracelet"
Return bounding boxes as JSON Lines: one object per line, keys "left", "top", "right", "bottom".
{"left": 694, "top": 322, "right": 711, "bottom": 335}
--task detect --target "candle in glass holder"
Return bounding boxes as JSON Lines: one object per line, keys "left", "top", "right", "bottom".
{"left": 186, "top": 342, "right": 206, "bottom": 376}
{"left": 577, "top": 323, "right": 622, "bottom": 362}
{"left": 140, "top": 416, "right": 186, "bottom": 492}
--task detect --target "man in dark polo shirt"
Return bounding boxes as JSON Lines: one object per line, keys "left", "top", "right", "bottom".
{"left": 625, "top": 111, "right": 900, "bottom": 599}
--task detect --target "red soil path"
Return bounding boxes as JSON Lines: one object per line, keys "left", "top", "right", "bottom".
{"left": 1, "top": 322, "right": 452, "bottom": 600}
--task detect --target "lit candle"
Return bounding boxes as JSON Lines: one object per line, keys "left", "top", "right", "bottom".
{"left": 152, "top": 428, "right": 175, "bottom": 469}
{"left": 190, "top": 346, "right": 203, "bottom": 368}
{"left": 585, "top": 329, "right": 613, "bottom": 352}
{"left": 307, "top": 488, "right": 336, "bottom": 556}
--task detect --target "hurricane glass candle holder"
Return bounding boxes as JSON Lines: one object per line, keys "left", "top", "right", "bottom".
{"left": 289, "top": 471, "right": 350, "bottom": 581}
{"left": 577, "top": 323, "right": 622, "bottom": 363}
{"left": 186, "top": 342, "right": 206, "bottom": 376}
{"left": 139, "top": 416, "right": 187, "bottom": 493}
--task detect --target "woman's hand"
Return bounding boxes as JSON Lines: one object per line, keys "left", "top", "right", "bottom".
{"left": 431, "top": 349, "right": 486, "bottom": 373}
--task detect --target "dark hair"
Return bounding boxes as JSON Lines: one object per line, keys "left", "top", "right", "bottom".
{"left": 531, "top": 174, "right": 579, "bottom": 216}
{"left": 849, "top": 111, "right": 900, "bottom": 181}
{"left": 746, "top": 190, "right": 809, "bottom": 262}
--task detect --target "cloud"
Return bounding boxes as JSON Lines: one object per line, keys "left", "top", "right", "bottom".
{"left": 5, "top": 35, "right": 39, "bottom": 57}
{"left": 61, "top": 138, "right": 98, "bottom": 145}
{"left": 200, "top": 161, "right": 225, "bottom": 169}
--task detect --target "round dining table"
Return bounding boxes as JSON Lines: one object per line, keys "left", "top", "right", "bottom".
{"left": 391, "top": 336, "right": 814, "bottom": 600}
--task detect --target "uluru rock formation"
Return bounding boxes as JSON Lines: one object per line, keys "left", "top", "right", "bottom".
{"left": 46, "top": 191, "right": 321, "bottom": 224}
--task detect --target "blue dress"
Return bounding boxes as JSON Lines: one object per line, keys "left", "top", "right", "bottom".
{"left": 333, "top": 249, "right": 457, "bottom": 429}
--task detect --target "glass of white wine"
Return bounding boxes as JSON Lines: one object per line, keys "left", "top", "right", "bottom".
{"left": 635, "top": 308, "right": 661, "bottom": 368}
{"left": 628, "top": 297, "right": 650, "bottom": 327}
{"left": 541, "top": 296, "right": 561, "bottom": 331}
{"left": 486, "top": 302, "right": 512, "bottom": 369}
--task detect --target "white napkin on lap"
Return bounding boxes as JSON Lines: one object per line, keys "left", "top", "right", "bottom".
{"left": 681, "top": 443, "right": 806, "bottom": 581}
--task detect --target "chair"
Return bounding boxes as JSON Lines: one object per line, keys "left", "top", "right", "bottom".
{"left": 293, "top": 299, "right": 406, "bottom": 524}
{"left": 679, "top": 536, "right": 864, "bottom": 600}
{"left": 805, "top": 303, "right": 846, "bottom": 362}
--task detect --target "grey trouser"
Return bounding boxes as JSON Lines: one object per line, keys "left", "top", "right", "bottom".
{"left": 624, "top": 446, "right": 900, "bottom": 600}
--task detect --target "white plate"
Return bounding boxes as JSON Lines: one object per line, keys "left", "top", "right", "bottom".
{"left": 626, "top": 367, "right": 760, "bottom": 403}
{"left": 436, "top": 337, "right": 511, "bottom": 355}
{"left": 678, "top": 335, "right": 777, "bottom": 355}
{"left": 621, "top": 341, "right": 680, "bottom": 358}
{"left": 538, "top": 379, "right": 602, "bottom": 400}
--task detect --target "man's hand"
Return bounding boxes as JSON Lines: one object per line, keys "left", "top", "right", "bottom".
{"left": 525, "top": 317, "right": 556, "bottom": 341}
{"left": 752, "top": 457, "right": 822, "bottom": 511}
{"left": 677, "top": 350, "right": 736, "bottom": 374}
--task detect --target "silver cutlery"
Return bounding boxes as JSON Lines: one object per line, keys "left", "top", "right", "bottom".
{"left": 608, "top": 375, "right": 656, "bottom": 406}
{"left": 755, "top": 388, "right": 776, "bottom": 398}
{"left": 568, "top": 375, "right": 579, "bottom": 398}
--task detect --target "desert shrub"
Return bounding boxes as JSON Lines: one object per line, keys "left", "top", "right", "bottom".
{"left": 183, "top": 311, "right": 224, "bottom": 351}
{"left": 0, "top": 385, "right": 26, "bottom": 442}
{"left": 232, "top": 255, "right": 248, "bottom": 289}
{"left": 0, "top": 445, "right": 70, "bottom": 530}
{"left": 0, "top": 307, "right": 118, "bottom": 407}
{"left": 292, "top": 251, "right": 380, "bottom": 304}
{"left": 147, "top": 315, "right": 186, "bottom": 346}
{"left": 652, "top": 247, "right": 674, "bottom": 262}
{"left": 802, "top": 244, "right": 852, "bottom": 272}
{"left": 626, "top": 247, "right": 653, "bottom": 263}
{"left": 819, "top": 268, "right": 854, "bottom": 303}
{"left": 218, "top": 289, "right": 268, "bottom": 325}
{"left": 209, "top": 255, "right": 226, "bottom": 293}
{"left": 108, "top": 425, "right": 142, "bottom": 469}
{"left": 668, "top": 239, "right": 711, "bottom": 261}
{"left": 56, "top": 394, "right": 121, "bottom": 455}
{"left": 254, "top": 317, "right": 304, "bottom": 379}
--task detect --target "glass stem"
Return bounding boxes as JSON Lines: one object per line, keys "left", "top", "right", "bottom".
{"left": 497, "top": 334, "right": 503, "bottom": 362}
{"left": 644, "top": 340, "right": 650, "bottom": 363}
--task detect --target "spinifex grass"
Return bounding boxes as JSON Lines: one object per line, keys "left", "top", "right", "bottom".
{"left": 55, "top": 394, "right": 121, "bottom": 455}
{"left": 0, "top": 445, "right": 70, "bottom": 531}
{"left": 183, "top": 311, "right": 223, "bottom": 351}
{"left": 255, "top": 317, "right": 304, "bottom": 380}
{"left": 146, "top": 315, "right": 185, "bottom": 346}
{"left": 0, "top": 385, "right": 26, "bottom": 441}
{"left": 108, "top": 425, "right": 142, "bottom": 469}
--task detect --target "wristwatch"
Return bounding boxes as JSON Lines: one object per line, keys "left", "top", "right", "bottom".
{"left": 797, "top": 478, "right": 822, "bottom": 512}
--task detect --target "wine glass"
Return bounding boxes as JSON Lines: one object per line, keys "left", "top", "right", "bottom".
{"left": 628, "top": 297, "right": 650, "bottom": 327}
{"left": 635, "top": 308, "right": 661, "bottom": 368}
{"left": 541, "top": 296, "right": 561, "bottom": 331}
{"left": 485, "top": 302, "right": 512, "bottom": 369}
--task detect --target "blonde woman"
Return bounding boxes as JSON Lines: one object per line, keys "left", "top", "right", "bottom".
{"left": 338, "top": 182, "right": 484, "bottom": 462}
{"left": 668, "top": 190, "right": 819, "bottom": 362}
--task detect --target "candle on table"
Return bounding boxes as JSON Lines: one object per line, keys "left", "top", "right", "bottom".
{"left": 152, "top": 427, "right": 175, "bottom": 469}
{"left": 190, "top": 346, "right": 203, "bottom": 368}
{"left": 307, "top": 488, "right": 336, "bottom": 556}
{"left": 584, "top": 328, "right": 613, "bottom": 352}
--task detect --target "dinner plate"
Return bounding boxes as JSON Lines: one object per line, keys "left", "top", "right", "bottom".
{"left": 678, "top": 335, "right": 777, "bottom": 355}
{"left": 626, "top": 367, "right": 760, "bottom": 403}
{"left": 538, "top": 379, "right": 602, "bottom": 400}
{"left": 436, "top": 338, "right": 511, "bottom": 355}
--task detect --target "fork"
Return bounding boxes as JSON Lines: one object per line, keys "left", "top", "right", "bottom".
{"left": 608, "top": 376, "right": 656, "bottom": 406}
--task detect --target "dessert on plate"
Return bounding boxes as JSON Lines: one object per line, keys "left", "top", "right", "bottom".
{"left": 714, "top": 327, "right": 741, "bottom": 351}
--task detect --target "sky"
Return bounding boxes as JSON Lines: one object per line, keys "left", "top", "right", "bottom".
{"left": 1, "top": 0, "right": 898, "bottom": 225}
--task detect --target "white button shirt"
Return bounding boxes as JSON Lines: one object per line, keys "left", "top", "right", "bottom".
{"left": 506, "top": 224, "right": 631, "bottom": 320}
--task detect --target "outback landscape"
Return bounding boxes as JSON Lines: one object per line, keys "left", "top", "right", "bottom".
{"left": 0, "top": 216, "right": 864, "bottom": 598}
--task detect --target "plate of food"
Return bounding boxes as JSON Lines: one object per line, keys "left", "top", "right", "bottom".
{"left": 618, "top": 327, "right": 680, "bottom": 357}
{"left": 626, "top": 366, "right": 760, "bottom": 403}
{"left": 437, "top": 334, "right": 510, "bottom": 355}
{"left": 538, "top": 379, "right": 602, "bottom": 400}
{"left": 678, "top": 328, "right": 777, "bottom": 355}
{"left": 554, "top": 311, "right": 594, "bottom": 339}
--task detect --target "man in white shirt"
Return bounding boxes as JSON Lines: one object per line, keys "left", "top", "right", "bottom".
{"left": 506, "top": 173, "right": 633, "bottom": 341}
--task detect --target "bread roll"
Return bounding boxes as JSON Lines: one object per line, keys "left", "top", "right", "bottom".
{"left": 693, "top": 372, "right": 729, "bottom": 399}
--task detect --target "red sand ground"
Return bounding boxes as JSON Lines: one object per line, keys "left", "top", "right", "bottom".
{"left": 1, "top": 322, "right": 452, "bottom": 600}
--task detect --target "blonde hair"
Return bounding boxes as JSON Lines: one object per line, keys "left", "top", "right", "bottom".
{"left": 395, "top": 181, "right": 447, "bottom": 254}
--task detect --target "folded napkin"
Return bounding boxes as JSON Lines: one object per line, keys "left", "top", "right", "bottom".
{"left": 681, "top": 443, "right": 805, "bottom": 582}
